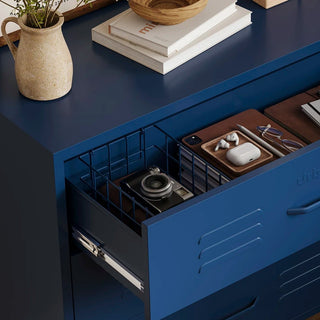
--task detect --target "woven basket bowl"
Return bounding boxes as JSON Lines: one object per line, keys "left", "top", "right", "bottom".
{"left": 128, "top": 0, "right": 208, "bottom": 25}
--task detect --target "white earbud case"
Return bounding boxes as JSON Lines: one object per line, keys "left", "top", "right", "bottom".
{"left": 226, "top": 142, "right": 261, "bottom": 166}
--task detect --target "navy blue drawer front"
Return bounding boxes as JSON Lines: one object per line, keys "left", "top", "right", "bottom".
{"left": 144, "top": 141, "right": 320, "bottom": 319}
{"left": 164, "top": 241, "right": 320, "bottom": 320}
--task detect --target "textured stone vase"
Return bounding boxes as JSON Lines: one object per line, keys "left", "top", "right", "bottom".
{"left": 1, "top": 12, "right": 73, "bottom": 101}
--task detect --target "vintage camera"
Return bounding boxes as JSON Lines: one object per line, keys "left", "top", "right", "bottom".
{"left": 120, "top": 167, "right": 194, "bottom": 215}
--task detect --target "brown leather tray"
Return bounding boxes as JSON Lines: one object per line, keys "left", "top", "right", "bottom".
{"left": 200, "top": 130, "right": 273, "bottom": 176}
{"left": 182, "top": 109, "right": 306, "bottom": 179}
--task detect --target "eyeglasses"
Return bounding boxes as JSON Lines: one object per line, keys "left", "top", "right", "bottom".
{"left": 257, "top": 124, "right": 303, "bottom": 153}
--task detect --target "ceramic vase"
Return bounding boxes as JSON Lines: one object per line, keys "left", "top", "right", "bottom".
{"left": 1, "top": 12, "right": 73, "bottom": 101}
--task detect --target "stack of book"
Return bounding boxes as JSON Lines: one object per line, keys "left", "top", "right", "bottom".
{"left": 92, "top": 0, "right": 252, "bottom": 74}
{"left": 301, "top": 100, "right": 320, "bottom": 128}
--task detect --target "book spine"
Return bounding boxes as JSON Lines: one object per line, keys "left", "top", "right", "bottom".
{"left": 92, "top": 28, "right": 165, "bottom": 74}
{"left": 110, "top": 25, "right": 169, "bottom": 56}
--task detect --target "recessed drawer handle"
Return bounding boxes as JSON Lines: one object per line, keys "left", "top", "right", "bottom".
{"left": 221, "top": 297, "right": 258, "bottom": 320}
{"left": 287, "top": 199, "right": 320, "bottom": 215}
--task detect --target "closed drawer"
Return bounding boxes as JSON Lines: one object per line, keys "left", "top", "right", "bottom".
{"left": 164, "top": 241, "right": 320, "bottom": 320}
{"left": 66, "top": 114, "right": 320, "bottom": 319}
{"left": 276, "top": 241, "right": 320, "bottom": 320}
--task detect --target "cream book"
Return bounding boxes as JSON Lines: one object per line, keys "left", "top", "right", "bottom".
{"left": 92, "top": 6, "right": 252, "bottom": 75}
{"left": 109, "top": 0, "right": 237, "bottom": 57}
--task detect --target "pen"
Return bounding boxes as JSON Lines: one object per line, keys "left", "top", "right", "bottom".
{"left": 237, "top": 124, "right": 285, "bottom": 158}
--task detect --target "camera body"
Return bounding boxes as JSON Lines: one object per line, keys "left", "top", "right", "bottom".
{"left": 120, "top": 167, "right": 194, "bottom": 215}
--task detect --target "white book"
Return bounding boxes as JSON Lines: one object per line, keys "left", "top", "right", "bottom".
{"left": 92, "top": 6, "right": 252, "bottom": 75}
{"left": 109, "top": 0, "right": 237, "bottom": 57}
{"left": 301, "top": 101, "right": 320, "bottom": 128}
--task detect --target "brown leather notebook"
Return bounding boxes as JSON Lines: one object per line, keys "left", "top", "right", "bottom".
{"left": 182, "top": 109, "right": 306, "bottom": 179}
{"left": 264, "top": 92, "right": 320, "bottom": 144}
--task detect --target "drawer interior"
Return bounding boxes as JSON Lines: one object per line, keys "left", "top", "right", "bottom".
{"left": 66, "top": 125, "right": 229, "bottom": 236}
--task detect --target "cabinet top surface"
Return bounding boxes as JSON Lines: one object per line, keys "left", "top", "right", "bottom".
{"left": 0, "top": 0, "right": 319, "bottom": 156}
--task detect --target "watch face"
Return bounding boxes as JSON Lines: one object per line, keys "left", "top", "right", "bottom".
{"left": 185, "top": 135, "right": 202, "bottom": 145}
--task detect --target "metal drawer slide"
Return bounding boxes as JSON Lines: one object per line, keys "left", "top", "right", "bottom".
{"left": 72, "top": 227, "right": 144, "bottom": 292}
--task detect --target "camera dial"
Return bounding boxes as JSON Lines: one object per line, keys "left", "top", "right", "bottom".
{"left": 140, "top": 172, "right": 173, "bottom": 199}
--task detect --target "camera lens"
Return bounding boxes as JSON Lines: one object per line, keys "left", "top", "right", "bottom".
{"left": 140, "top": 173, "right": 173, "bottom": 199}
{"left": 145, "top": 175, "right": 167, "bottom": 189}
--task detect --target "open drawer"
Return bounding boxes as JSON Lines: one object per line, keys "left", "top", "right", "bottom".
{"left": 66, "top": 124, "right": 230, "bottom": 300}
{"left": 66, "top": 108, "right": 320, "bottom": 319}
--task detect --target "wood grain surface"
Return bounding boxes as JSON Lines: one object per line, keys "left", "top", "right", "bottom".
{"left": 0, "top": 0, "right": 118, "bottom": 47}
{"left": 64, "top": 0, "right": 118, "bottom": 22}
{"left": 307, "top": 312, "right": 320, "bottom": 320}
{"left": 0, "top": 29, "right": 20, "bottom": 47}
{"left": 128, "top": 0, "right": 207, "bottom": 25}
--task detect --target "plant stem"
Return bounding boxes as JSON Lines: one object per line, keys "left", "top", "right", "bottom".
{"left": 46, "top": 0, "right": 57, "bottom": 27}
{"left": 49, "top": 0, "right": 63, "bottom": 25}
{"left": 0, "top": 0, "right": 16, "bottom": 9}
{"left": 0, "top": 0, "right": 94, "bottom": 28}
{"left": 44, "top": 0, "right": 52, "bottom": 28}
{"left": 29, "top": 12, "right": 42, "bottom": 28}
{"left": 75, "top": 0, "right": 84, "bottom": 8}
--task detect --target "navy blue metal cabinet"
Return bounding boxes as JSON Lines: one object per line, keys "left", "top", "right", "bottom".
{"left": 1, "top": 0, "right": 320, "bottom": 319}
